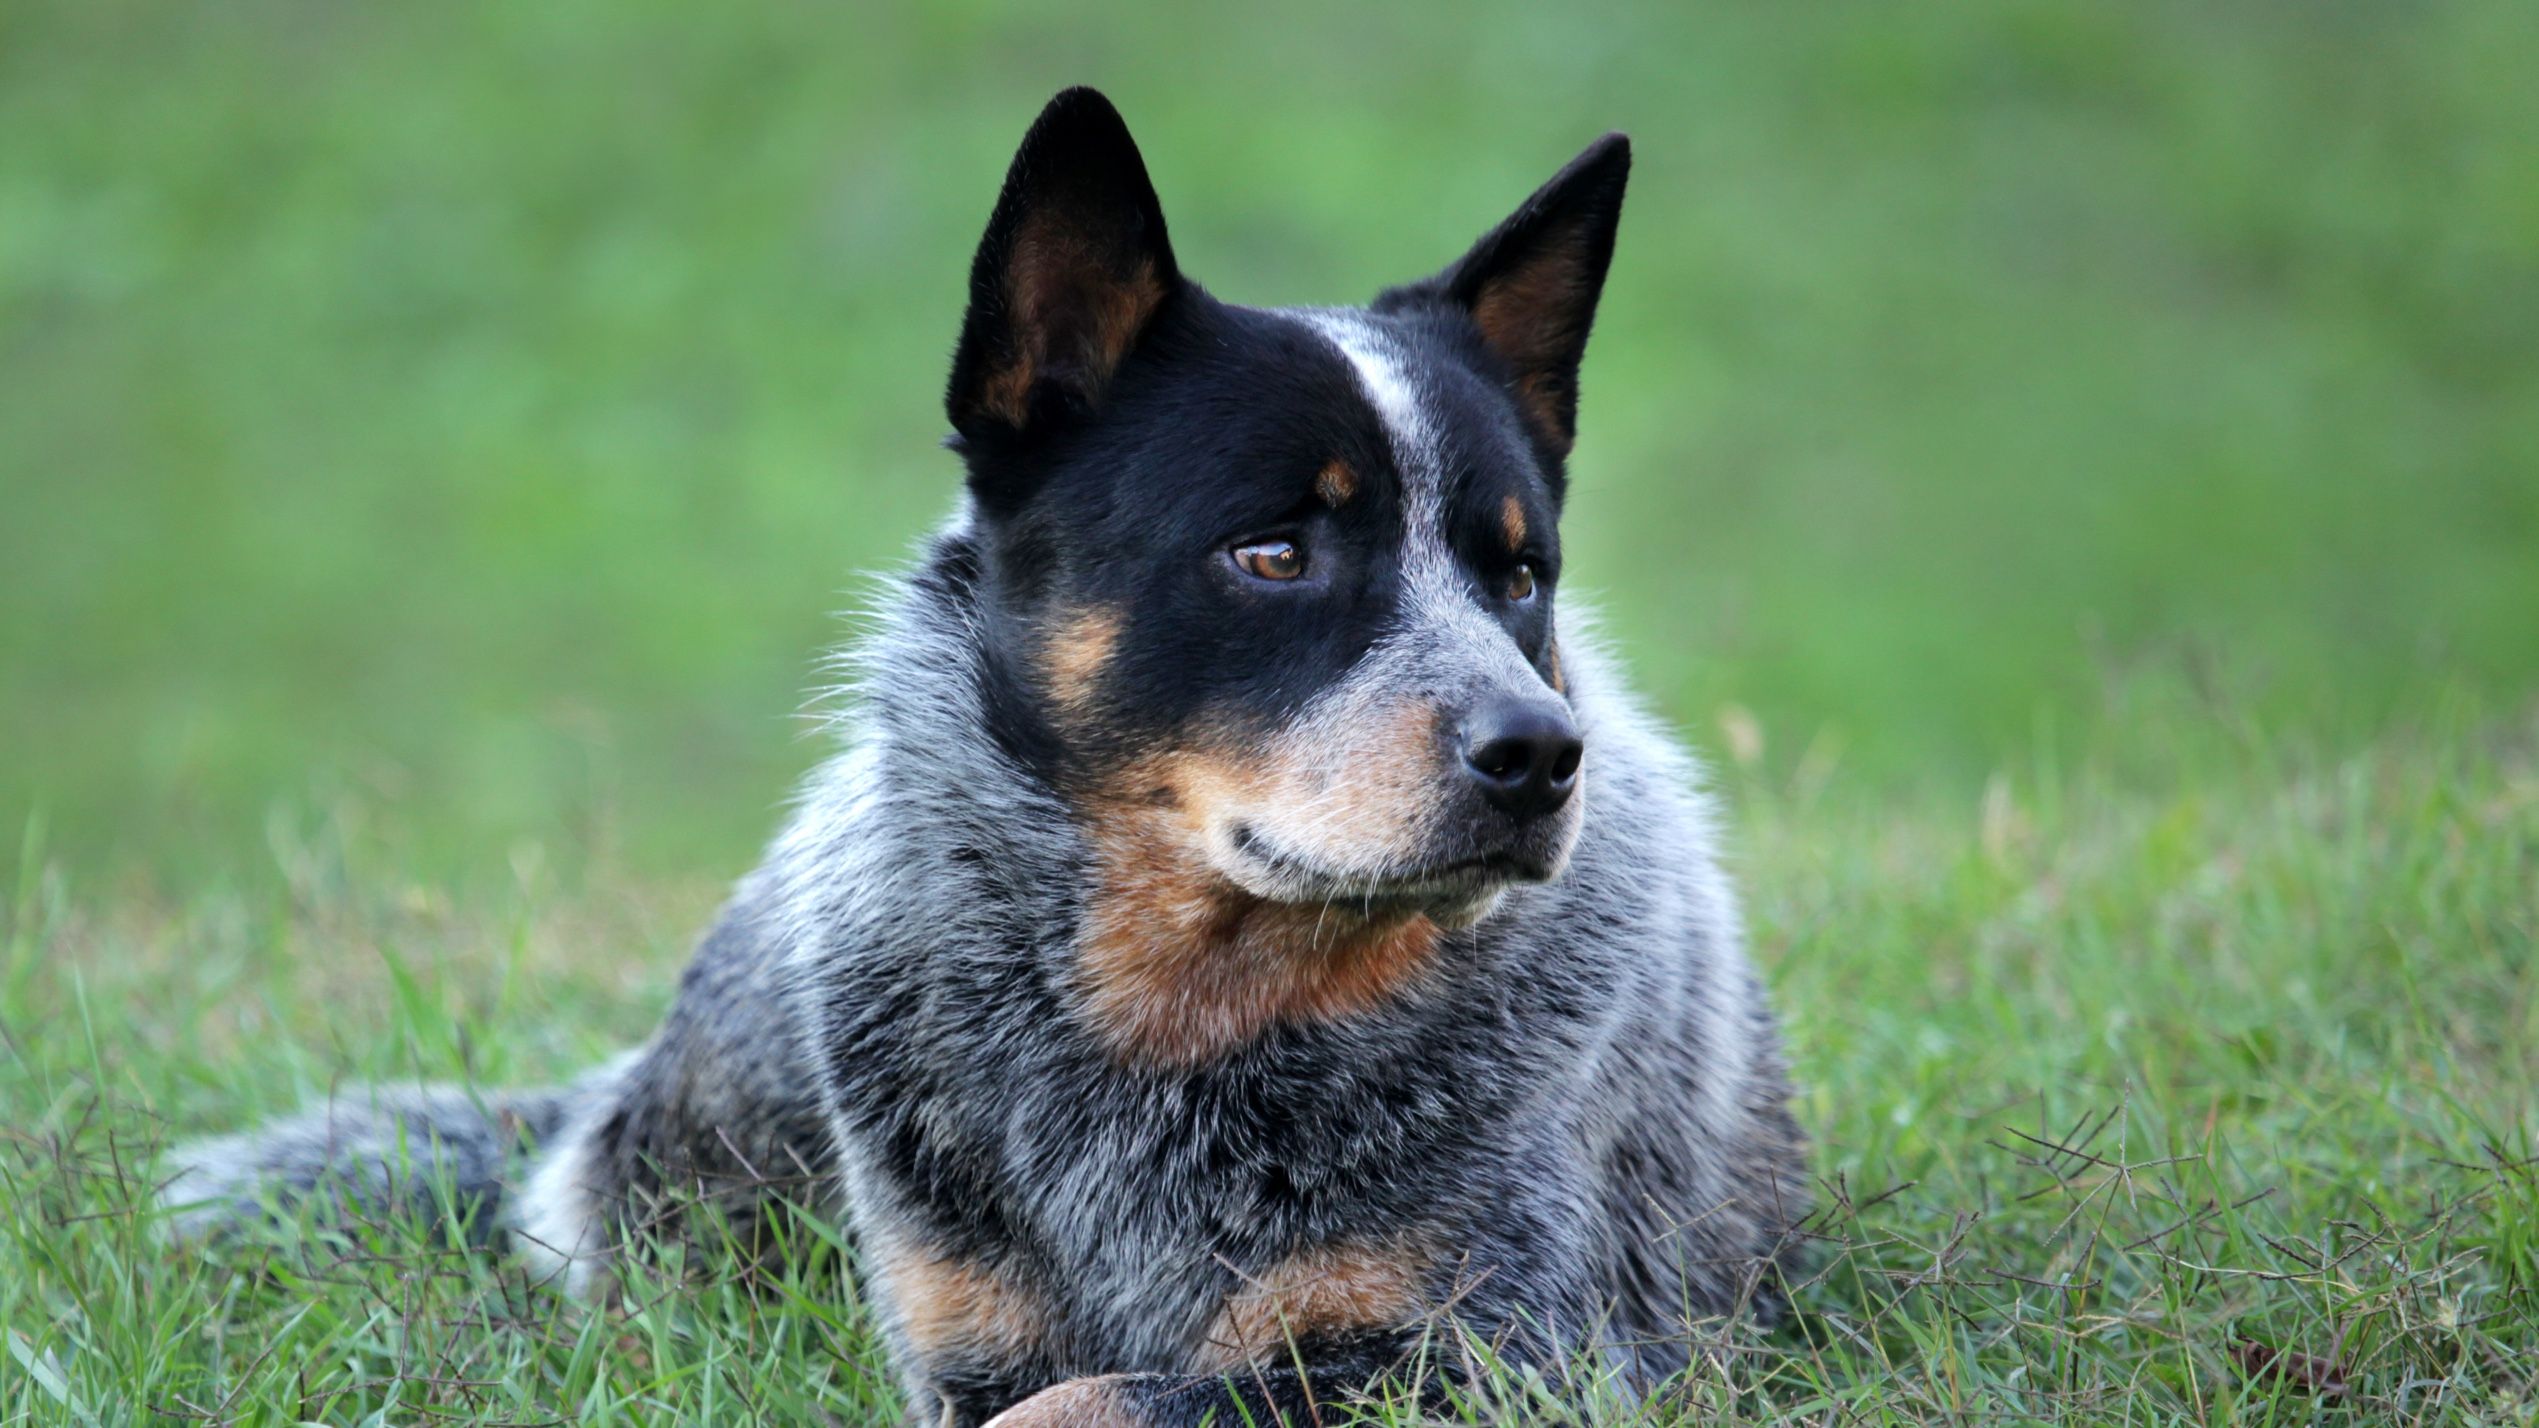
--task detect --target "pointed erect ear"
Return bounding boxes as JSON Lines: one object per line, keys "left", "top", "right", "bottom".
{"left": 1389, "top": 135, "right": 1630, "bottom": 459}
{"left": 945, "top": 88, "right": 1181, "bottom": 442}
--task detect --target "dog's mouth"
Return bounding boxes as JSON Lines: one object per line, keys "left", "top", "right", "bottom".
{"left": 1222, "top": 823, "right": 1561, "bottom": 921}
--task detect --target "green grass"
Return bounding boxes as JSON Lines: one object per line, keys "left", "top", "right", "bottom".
{"left": 5, "top": 0, "right": 2538, "bottom": 1421}
{"left": 6, "top": 698, "right": 2534, "bottom": 1423}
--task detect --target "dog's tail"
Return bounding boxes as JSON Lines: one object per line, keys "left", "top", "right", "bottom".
{"left": 159, "top": 1056, "right": 631, "bottom": 1252}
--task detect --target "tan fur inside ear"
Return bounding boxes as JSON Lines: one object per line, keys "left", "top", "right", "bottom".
{"left": 1469, "top": 250, "right": 1593, "bottom": 453}
{"left": 978, "top": 212, "right": 1169, "bottom": 429}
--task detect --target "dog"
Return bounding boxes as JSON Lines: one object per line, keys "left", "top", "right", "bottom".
{"left": 164, "top": 87, "right": 1809, "bottom": 1427}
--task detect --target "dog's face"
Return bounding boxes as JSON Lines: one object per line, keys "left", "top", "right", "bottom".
{"left": 945, "top": 90, "right": 1627, "bottom": 934}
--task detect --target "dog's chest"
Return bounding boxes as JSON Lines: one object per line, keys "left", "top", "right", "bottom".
{"left": 993, "top": 1096, "right": 1464, "bottom": 1370}
{"left": 848, "top": 1016, "right": 1513, "bottom": 1358}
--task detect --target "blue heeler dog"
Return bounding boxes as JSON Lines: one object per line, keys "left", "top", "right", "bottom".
{"left": 165, "top": 87, "right": 1809, "bottom": 1427}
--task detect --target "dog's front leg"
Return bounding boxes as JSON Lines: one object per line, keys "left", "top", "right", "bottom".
{"left": 980, "top": 1354, "right": 1423, "bottom": 1428}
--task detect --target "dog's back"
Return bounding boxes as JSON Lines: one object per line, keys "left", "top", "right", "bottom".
{"left": 166, "top": 89, "right": 1808, "bottom": 1428}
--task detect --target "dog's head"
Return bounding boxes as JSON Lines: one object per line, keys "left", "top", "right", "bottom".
{"left": 946, "top": 88, "right": 1626, "bottom": 935}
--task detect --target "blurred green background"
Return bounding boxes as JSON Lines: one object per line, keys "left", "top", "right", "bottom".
{"left": 5, "top": 0, "right": 2535, "bottom": 885}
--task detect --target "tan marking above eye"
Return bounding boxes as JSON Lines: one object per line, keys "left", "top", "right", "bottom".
{"left": 1501, "top": 494, "right": 1528, "bottom": 552}
{"left": 1232, "top": 539, "right": 1306, "bottom": 581}
{"left": 1315, "top": 459, "right": 1358, "bottom": 507}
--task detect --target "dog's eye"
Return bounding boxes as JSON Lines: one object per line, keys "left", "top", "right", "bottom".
{"left": 1507, "top": 563, "right": 1539, "bottom": 602}
{"left": 1231, "top": 539, "right": 1306, "bottom": 582}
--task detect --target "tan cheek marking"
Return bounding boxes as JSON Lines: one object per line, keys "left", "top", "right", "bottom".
{"left": 1315, "top": 458, "right": 1358, "bottom": 507}
{"left": 1196, "top": 1240, "right": 1432, "bottom": 1370}
{"left": 982, "top": 1376, "right": 1141, "bottom": 1428}
{"left": 877, "top": 1240, "right": 1046, "bottom": 1364}
{"left": 1501, "top": 495, "right": 1527, "bottom": 553}
{"left": 1041, "top": 605, "right": 1124, "bottom": 714}
{"left": 1073, "top": 742, "right": 1446, "bottom": 1067}
{"left": 1545, "top": 636, "right": 1566, "bottom": 695}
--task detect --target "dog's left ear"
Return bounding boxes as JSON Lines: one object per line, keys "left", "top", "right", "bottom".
{"left": 946, "top": 87, "right": 1181, "bottom": 446}
{"left": 1383, "top": 134, "right": 1630, "bottom": 460}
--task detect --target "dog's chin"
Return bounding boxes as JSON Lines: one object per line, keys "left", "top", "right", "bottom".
{"left": 1213, "top": 823, "right": 1572, "bottom": 927}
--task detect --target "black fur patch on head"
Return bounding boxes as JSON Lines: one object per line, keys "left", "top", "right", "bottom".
{"left": 944, "top": 94, "right": 1613, "bottom": 805}
{"left": 965, "top": 296, "right": 1405, "bottom": 789}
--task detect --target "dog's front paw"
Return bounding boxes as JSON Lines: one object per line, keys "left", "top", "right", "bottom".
{"left": 981, "top": 1375, "right": 1151, "bottom": 1428}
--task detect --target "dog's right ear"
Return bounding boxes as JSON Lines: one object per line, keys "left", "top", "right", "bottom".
{"left": 945, "top": 88, "right": 1181, "bottom": 448}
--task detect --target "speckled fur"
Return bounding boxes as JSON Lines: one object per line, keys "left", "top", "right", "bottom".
{"left": 784, "top": 559, "right": 1807, "bottom": 1424}
{"left": 162, "top": 88, "right": 1809, "bottom": 1427}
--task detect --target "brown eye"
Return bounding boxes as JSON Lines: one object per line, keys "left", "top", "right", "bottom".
{"left": 1507, "top": 563, "right": 1538, "bottom": 602}
{"left": 1232, "top": 539, "right": 1306, "bottom": 582}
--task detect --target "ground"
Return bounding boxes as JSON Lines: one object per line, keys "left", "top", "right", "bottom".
{"left": 4, "top": 0, "right": 2536, "bottom": 1422}
{"left": 8, "top": 703, "right": 2534, "bottom": 1423}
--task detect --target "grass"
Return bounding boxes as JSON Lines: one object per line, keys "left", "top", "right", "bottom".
{"left": 5, "top": 0, "right": 2538, "bottom": 1421}
{"left": 6, "top": 691, "right": 2534, "bottom": 1424}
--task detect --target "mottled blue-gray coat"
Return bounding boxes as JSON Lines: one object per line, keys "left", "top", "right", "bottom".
{"left": 162, "top": 87, "right": 1808, "bottom": 1428}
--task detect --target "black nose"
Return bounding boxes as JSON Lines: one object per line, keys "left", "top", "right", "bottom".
{"left": 1459, "top": 699, "right": 1584, "bottom": 820}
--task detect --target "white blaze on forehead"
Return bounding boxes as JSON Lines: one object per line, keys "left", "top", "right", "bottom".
{"left": 1294, "top": 310, "right": 1457, "bottom": 596}
{"left": 1299, "top": 311, "right": 1446, "bottom": 492}
{"left": 1290, "top": 308, "right": 1551, "bottom": 706}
